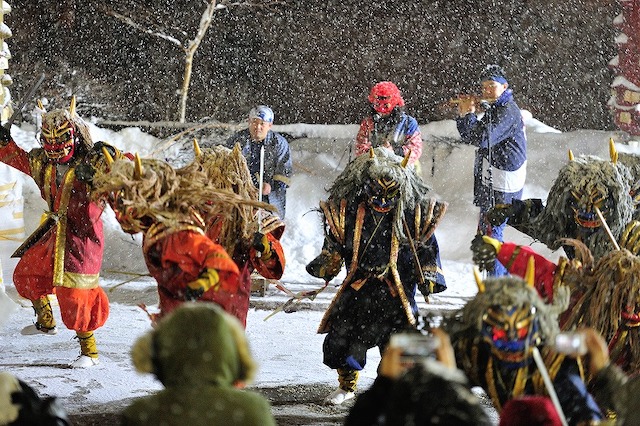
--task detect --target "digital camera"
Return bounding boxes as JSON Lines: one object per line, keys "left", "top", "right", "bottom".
{"left": 389, "top": 332, "right": 440, "bottom": 364}
{"left": 554, "top": 332, "right": 587, "bottom": 356}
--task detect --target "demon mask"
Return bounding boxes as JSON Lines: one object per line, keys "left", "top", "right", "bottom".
{"left": 39, "top": 97, "right": 92, "bottom": 164}
{"left": 368, "top": 81, "right": 405, "bottom": 116}
{"left": 482, "top": 303, "right": 541, "bottom": 367}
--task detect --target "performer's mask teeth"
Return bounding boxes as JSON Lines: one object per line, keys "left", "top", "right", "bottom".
{"left": 365, "top": 176, "right": 400, "bottom": 213}
{"left": 569, "top": 188, "right": 611, "bottom": 231}
{"left": 481, "top": 303, "right": 540, "bottom": 365}
{"left": 41, "top": 121, "right": 76, "bottom": 164}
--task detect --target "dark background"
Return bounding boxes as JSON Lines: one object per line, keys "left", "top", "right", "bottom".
{"left": 4, "top": 0, "right": 619, "bottom": 132}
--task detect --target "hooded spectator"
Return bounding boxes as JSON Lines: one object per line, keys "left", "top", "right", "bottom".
{"left": 121, "top": 304, "right": 275, "bottom": 426}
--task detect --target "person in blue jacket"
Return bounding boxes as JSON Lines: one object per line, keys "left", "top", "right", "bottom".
{"left": 225, "top": 105, "right": 292, "bottom": 219}
{"left": 456, "top": 65, "right": 527, "bottom": 276}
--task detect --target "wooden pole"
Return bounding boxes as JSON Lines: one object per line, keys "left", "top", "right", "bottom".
{"left": 595, "top": 206, "right": 620, "bottom": 250}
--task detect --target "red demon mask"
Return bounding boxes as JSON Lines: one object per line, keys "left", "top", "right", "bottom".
{"left": 41, "top": 119, "right": 76, "bottom": 164}
{"left": 368, "top": 81, "right": 405, "bottom": 115}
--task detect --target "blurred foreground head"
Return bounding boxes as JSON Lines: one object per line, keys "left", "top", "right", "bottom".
{"left": 0, "top": 371, "right": 69, "bottom": 426}
{"left": 130, "top": 303, "right": 256, "bottom": 387}
{"left": 384, "top": 360, "right": 491, "bottom": 425}
{"left": 499, "top": 396, "right": 562, "bottom": 426}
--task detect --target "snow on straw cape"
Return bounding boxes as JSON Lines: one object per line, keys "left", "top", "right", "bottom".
{"left": 176, "top": 144, "right": 263, "bottom": 251}
{"left": 92, "top": 156, "right": 267, "bottom": 227}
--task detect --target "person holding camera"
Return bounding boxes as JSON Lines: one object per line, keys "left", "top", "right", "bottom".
{"left": 354, "top": 81, "right": 423, "bottom": 167}
{"left": 456, "top": 64, "right": 527, "bottom": 276}
{"left": 345, "top": 328, "right": 491, "bottom": 426}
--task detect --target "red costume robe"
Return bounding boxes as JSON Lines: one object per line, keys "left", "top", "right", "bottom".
{"left": 142, "top": 223, "right": 242, "bottom": 323}
{"left": 0, "top": 142, "right": 109, "bottom": 332}
{"left": 206, "top": 212, "right": 285, "bottom": 327}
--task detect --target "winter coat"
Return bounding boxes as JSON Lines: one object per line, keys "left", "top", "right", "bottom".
{"left": 456, "top": 89, "right": 527, "bottom": 208}
{"left": 355, "top": 109, "right": 423, "bottom": 165}
{"left": 225, "top": 129, "right": 292, "bottom": 219}
{"left": 122, "top": 304, "right": 275, "bottom": 426}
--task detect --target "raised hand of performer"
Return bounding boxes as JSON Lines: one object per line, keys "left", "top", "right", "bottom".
{"left": 471, "top": 234, "right": 502, "bottom": 273}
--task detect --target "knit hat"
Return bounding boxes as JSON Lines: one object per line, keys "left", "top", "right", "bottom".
{"left": 480, "top": 64, "right": 508, "bottom": 84}
{"left": 249, "top": 105, "right": 274, "bottom": 123}
{"left": 499, "top": 396, "right": 562, "bottom": 426}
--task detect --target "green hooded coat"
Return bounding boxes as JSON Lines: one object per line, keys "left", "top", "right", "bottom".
{"left": 121, "top": 304, "right": 275, "bottom": 426}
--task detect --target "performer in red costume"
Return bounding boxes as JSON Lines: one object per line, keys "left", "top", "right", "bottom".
{"left": 92, "top": 154, "right": 267, "bottom": 325}
{"left": 178, "top": 143, "right": 285, "bottom": 327}
{"left": 0, "top": 97, "right": 130, "bottom": 368}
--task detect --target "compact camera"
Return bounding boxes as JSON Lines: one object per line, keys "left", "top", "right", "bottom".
{"left": 389, "top": 332, "right": 440, "bottom": 364}
{"left": 554, "top": 332, "right": 587, "bottom": 356}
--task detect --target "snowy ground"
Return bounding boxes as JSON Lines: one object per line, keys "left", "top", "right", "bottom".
{"left": 0, "top": 114, "right": 624, "bottom": 424}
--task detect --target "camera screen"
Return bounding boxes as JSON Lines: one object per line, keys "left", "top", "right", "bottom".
{"left": 389, "top": 333, "right": 439, "bottom": 362}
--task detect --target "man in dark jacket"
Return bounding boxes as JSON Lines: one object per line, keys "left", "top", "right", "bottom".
{"left": 456, "top": 65, "right": 527, "bottom": 276}
{"left": 224, "top": 105, "right": 292, "bottom": 219}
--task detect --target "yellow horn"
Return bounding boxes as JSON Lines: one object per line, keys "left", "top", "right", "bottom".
{"left": 369, "top": 147, "right": 375, "bottom": 158}
{"left": 69, "top": 96, "right": 76, "bottom": 116}
{"left": 568, "top": 149, "right": 574, "bottom": 161}
{"left": 102, "top": 147, "right": 114, "bottom": 167}
{"left": 193, "top": 138, "right": 202, "bottom": 157}
{"left": 473, "top": 266, "right": 485, "bottom": 293}
{"left": 525, "top": 256, "right": 535, "bottom": 288}
{"left": 609, "top": 138, "right": 618, "bottom": 164}
{"left": 134, "top": 153, "right": 143, "bottom": 180}
{"left": 401, "top": 150, "right": 412, "bottom": 168}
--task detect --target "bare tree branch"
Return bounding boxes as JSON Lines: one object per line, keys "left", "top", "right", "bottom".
{"left": 179, "top": 0, "right": 218, "bottom": 122}
{"left": 101, "top": 7, "right": 183, "bottom": 47}
{"left": 97, "top": 0, "right": 286, "bottom": 123}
